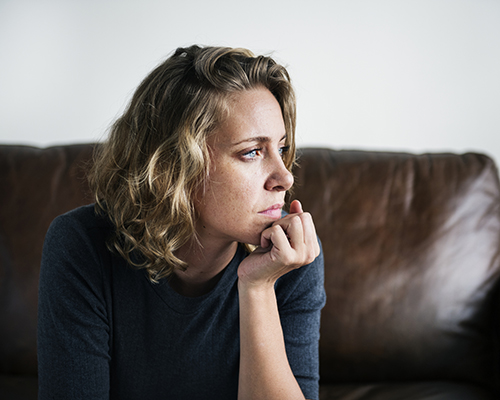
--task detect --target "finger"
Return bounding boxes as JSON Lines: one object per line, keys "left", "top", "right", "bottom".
{"left": 260, "top": 222, "right": 292, "bottom": 249}
{"left": 266, "top": 225, "right": 296, "bottom": 264}
{"left": 261, "top": 224, "right": 289, "bottom": 252}
{"left": 299, "top": 212, "right": 321, "bottom": 259}
{"left": 289, "top": 199, "right": 303, "bottom": 214}
{"left": 273, "top": 200, "right": 302, "bottom": 232}
{"left": 260, "top": 227, "right": 273, "bottom": 249}
{"left": 274, "top": 213, "right": 305, "bottom": 250}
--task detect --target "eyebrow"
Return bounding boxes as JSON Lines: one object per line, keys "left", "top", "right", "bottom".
{"left": 232, "top": 134, "right": 287, "bottom": 146}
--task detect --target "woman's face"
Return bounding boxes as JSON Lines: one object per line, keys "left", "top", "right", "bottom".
{"left": 195, "top": 87, "right": 294, "bottom": 246}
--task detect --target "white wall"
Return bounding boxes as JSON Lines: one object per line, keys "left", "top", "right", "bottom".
{"left": 1, "top": 0, "right": 499, "bottom": 164}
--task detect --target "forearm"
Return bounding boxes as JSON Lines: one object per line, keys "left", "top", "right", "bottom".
{"left": 237, "top": 281, "right": 305, "bottom": 400}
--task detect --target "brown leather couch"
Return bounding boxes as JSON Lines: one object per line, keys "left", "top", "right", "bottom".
{"left": 1, "top": 144, "right": 500, "bottom": 399}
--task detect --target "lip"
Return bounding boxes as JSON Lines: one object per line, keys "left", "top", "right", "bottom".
{"left": 258, "top": 203, "right": 284, "bottom": 219}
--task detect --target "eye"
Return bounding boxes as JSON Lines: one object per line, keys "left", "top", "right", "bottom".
{"left": 279, "top": 145, "right": 290, "bottom": 157}
{"left": 242, "top": 148, "right": 262, "bottom": 160}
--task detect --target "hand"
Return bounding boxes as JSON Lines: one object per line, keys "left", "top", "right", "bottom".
{"left": 237, "top": 200, "right": 320, "bottom": 288}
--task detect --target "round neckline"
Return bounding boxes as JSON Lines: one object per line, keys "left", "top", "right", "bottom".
{"left": 147, "top": 244, "right": 247, "bottom": 315}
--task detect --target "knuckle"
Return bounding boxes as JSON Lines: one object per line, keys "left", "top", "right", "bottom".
{"left": 304, "top": 255, "right": 314, "bottom": 265}
{"left": 281, "top": 253, "right": 294, "bottom": 266}
{"left": 302, "top": 211, "right": 312, "bottom": 219}
{"left": 301, "top": 212, "right": 312, "bottom": 222}
{"left": 305, "top": 248, "right": 318, "bottom": 264}
{"left": 271, "top": 225, "right": 284, "bottom": 235}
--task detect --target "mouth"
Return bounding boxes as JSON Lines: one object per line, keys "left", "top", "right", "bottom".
{"left": 258, "top": 203, "right": 284, "bottom": 219}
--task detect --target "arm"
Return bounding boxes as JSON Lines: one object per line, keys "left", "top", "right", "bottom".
{"left": 237, "top": 200, "right": 322, "bottom": 400}
{"left": 38, "top": 212, "right": 111, "bottom": 400}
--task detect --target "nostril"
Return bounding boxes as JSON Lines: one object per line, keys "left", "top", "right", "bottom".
{"left": 266, "top": 167, "right": 294, "bottom": 192}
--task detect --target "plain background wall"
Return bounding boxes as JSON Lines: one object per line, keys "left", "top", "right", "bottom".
{"left": 1, "top": 0, "right": 499, "bottom": 164}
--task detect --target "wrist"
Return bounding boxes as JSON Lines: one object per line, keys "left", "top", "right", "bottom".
{"left": 237, "top": 278, "right": 276, "bottom": 301}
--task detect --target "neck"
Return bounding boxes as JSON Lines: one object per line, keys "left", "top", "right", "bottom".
{"left": 171, "top": 238, "right": 238, "bottom": 297}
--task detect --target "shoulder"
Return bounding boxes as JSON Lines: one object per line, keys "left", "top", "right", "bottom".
{"left": 42, "top": 204, "right": 115, "bottom": 281}
{"left": 47, "top": 203, "right": 110, "bottom": 234}
{"left": 45, "top": 204, "right": 112, "bottom": 249}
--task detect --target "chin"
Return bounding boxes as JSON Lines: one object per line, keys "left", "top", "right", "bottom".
{"left": 246, "top": 228, "right": 269, "bottom": 247}
{"left": 234, "top": 222, "right": 272, "bottom": 247}
{"left": 238, "top": 234, "right": 260, "bottom": 247}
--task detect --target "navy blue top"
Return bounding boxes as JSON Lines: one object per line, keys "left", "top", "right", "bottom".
{"left": 38, "top": 204, "right": 326, "bottom": 400}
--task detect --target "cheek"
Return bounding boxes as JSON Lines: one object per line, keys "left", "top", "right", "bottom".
{"left": 204, "top": 183, "right": 257, "bottom": 223}
{"left": 204, "top": 160, "right": 263, "bottom": 210}
{"left": 229, "top": 176, "right": 261, "bottom": 207}
{"left": 214, "top": 167, "right": 258, "bottom": 196}
{"left": 214, "top": 183, "right": 254, "bottom": 211}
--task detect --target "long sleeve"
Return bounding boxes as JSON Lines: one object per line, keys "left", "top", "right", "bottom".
{"left": 37, "top": 206, "right": 324, "bottom": 399}
{"left": 275, "top": 244, "right": 326, "bottom": 400}
{"left": 38, "top": 212, "right": 112, "bottom": 400}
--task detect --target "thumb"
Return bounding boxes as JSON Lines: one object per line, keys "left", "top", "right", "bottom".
{"left": 289, "top": 199, "right": 303, "bottom": 214}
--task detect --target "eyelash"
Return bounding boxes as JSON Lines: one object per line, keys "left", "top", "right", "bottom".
{"left": 241, "top": 145, "right": 290, "bottom": 160}
{"left": 279, "top": 145, "right": 291, "bottom": 156}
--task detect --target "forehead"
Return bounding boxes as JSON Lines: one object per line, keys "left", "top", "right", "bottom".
{"left": 211, "top": 88, "right": 286, "bottom": 146}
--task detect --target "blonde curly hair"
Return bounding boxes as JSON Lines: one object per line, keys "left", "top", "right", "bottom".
{"left": 89, "top": 45, "right": 296, "bottom": 282}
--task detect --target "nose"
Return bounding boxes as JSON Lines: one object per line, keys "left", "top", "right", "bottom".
{"left": 265, "top": 155, "right": 294, "bottom": 192}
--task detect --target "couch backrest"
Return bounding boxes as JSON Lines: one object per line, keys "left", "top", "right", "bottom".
{"left": 293, "top": 148, "right": 500, "bottom": 392}
{"left": 0, "top": 144, "right": 95, "bottom": 374}
{"left": 1, "top": 144, "right": 500, "bottom": 393}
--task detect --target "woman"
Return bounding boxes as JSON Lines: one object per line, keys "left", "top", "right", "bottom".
{"left": 38, "top": 45, "right": 326, "bottom": 400}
